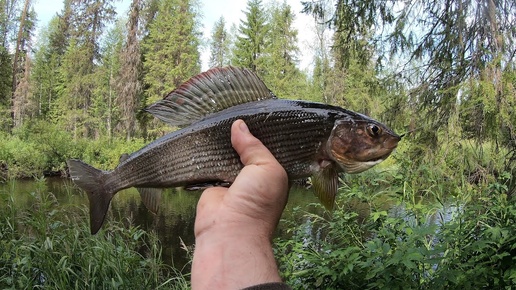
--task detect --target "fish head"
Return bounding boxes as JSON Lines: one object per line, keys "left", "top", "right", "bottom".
{"left": 327, "top": 117, "right": 401, "bottom": 173}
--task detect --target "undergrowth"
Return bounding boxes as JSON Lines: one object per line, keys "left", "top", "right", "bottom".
{"left": 0, "top": 179, "right": 189, "bottom": 290}
{"left": 0, "top": 121, "right": 146, "bottom": 180}
{"left": 275, "top": 164, "right": 516, "bottom": 289}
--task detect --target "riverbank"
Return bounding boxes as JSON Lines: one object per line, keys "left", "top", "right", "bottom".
{"left": 0, "top": 122, "right": 147, "bottom": 181}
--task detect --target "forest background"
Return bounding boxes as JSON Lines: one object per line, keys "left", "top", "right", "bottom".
{"left": 1, "top": 0, "right": 516, "bottom": 288}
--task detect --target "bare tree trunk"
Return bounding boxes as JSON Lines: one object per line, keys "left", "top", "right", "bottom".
{"left": 13, "top": 51, "right": 31, "bottom": 127}
{"left": 117, "top": 0, "right": 141, "bottom": 141}
{"left": 10, "top": 0, "right": 30, "bottom": 129}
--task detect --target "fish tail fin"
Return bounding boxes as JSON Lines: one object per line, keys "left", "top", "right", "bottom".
{"left": 67, "top": 159, "right": 114, "bottom": 234}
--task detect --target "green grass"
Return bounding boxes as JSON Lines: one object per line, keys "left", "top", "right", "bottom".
{"left": 0, "top": 180, "right": 190, "bottom": 290}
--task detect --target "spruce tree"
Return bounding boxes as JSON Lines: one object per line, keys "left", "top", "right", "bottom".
{"left": 31, "top": 17, "right": 61, "bottom": 119}
{"left": 232, "top": 0, "right": 267, "bottom": 72}
{"left": 116, "top": 0, "right": 143, "bottom": 140}
{"left": 11, "top": 0, "right": 35, "bottom": 128}
{"left": 56, "top": 0, "right": 117, "bottom": 138}
{"left": 208, "top": 16, "right": 230, "bottom": 68}
{"left": 260, "top": 2, "right": 302, "bottom": 99}
{"left": 92, "top": 19, "right": 124, "bottom": 139}
{"left": 142, "top": 0, "right": 201, "bottom": 108}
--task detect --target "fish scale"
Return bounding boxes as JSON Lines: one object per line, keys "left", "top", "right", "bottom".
{"left": 67, "top": 67, "right": 401, "bottom": 234}
{"left": 109, "top": 102, "right": 333, "bottom": 191}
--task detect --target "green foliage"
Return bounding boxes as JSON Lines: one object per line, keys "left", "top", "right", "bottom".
{"left": 0, "top": 120, "right": 146, "bottom": 179}
{"left": 142, "top": 0, "right": 201, "bottom": 105}
{"left": 276, "top": 166, "right": 516, "bottom": 289}
{"left": 0, "top": 181, "right": 189, "bottom": 289}
{"left": 208, "top": 16, "right": 231, "bottom": 68}
{"left": 232, "top": 0, "right": 268, "bottom": 71}
{"left": 258, "top": 2, "right": 307, "bottom": 100}
{"left": 141, "top": 0, "right": 201, "bottom": 136}
{"left": 31, "top": 18, "right": 62, "bottom": 119}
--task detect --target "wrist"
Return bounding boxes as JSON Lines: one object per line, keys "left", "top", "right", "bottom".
{"left": 195, "top": 213, "right": 277, "bottom": 242}
{"left": 192, "top": 230, "right": 281, "bottom": 289}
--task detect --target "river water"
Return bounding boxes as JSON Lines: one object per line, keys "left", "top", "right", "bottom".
{"left": 1, "top": 177, "right": 461, "bottom": 274}
{"left": 0, "top": 177, "right": 324, "bottom": 271}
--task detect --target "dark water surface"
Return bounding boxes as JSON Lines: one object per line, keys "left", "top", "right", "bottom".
{"left": 1, "top": 177, "right": 323, "bottom": 271}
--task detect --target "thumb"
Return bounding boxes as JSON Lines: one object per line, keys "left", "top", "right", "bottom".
{"left": 231, "top": 120, "right": 279, "bottom": 168}
{"left": 230, "top": 120, "right": 288, "bottom": 210}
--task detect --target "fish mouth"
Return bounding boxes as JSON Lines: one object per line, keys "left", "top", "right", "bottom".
{"left": 369, "top": 150, "right": 395, "bottom": 162}
{"left": 385, "top": 133, "right": 402, "bottom": 148}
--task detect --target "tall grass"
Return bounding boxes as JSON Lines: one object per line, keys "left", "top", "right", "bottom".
{"left": 0, "top": 179, "right": 189, "bottom": 290}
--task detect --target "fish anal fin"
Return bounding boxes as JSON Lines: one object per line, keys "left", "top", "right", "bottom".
{"left": 137, "top": 188, "right": 162, "bottom": 214}
{"left": 311, "top": 164, "right": 339, "bottom": 210}
{"left": 184, "top": 181, "right": 232, "bottom": 191}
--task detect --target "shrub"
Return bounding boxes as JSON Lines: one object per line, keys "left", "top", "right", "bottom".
{"left": 275, "top": 171, "right": 516, "bottom": 289}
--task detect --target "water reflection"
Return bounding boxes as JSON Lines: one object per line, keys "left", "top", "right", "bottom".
{"left": 1, "top": 177, "right": 464, "bottom": 274}
{"left": 1, "top": 178, "right": 321, "bottom": 272}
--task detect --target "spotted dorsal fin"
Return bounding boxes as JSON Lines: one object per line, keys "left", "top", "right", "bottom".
{"left": 144, "top": 66, "right": 276, "bottom": 126}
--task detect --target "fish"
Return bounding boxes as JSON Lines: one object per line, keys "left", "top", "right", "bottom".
{"left": 67, "top": 66, "right": 401, "bottom": 234}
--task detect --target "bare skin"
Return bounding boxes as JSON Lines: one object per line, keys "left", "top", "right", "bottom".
{"left": 192, "top": 120, "right": 289, "bottom": 290}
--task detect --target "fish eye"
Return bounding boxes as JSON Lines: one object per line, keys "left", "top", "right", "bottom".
{"left": 367, "top": 124, "right": 382, "bottom": 137}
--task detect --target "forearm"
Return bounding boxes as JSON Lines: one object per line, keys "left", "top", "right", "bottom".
{"left": 192, "top": 233, "right": 281, "bottom": 290}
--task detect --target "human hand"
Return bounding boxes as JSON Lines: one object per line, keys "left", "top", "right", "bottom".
{"left": 191, "top": 119, "right": 289, "bottom": 290}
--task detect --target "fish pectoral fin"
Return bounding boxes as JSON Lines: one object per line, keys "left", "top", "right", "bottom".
{"left": 137, "top": 188, "right": 162, "bottom": 214}
{"left": 311, "top": 166, "right": 339, "bottom": 210}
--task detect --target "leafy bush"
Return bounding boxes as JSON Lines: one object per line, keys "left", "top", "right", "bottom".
{"left": 0, "top": 120, "right": 146, "bottom": 179}
{"left": 0, "top": 134, "right": 47, "bottom": 179}
{"left": 275, "top": 170, "right": 516, "bottom": 289}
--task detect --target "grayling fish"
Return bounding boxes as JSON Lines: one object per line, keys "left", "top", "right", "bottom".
{"left": 67, "top": 66, "right": 401, "bottom": 234}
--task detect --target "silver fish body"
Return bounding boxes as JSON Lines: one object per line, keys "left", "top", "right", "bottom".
{"left": 68, "top": 67, "right": 400, "bottom": 234}
{"left": 113, "top": 100, "right": 343, "bottom": 189}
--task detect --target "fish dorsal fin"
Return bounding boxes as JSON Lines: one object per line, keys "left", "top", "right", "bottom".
{"left": 145, "top": 66, "right": 276, "bottom": 126}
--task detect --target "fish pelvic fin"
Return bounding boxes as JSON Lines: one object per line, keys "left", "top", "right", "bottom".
{"left": 118, "top": 153, "right": 162, "bottom": 214}
{"left": 311, "top": 164, "right": 339, "bottom": 210}
{"left": 67, "top": 159, "right": 114, "bottom": 234}
{"left": 137, "top": 188, "right": 162, "bottom": 214}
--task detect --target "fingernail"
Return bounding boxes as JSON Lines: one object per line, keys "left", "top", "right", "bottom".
{"left": 239, "top": 121, "right": 249, "bottom": 133}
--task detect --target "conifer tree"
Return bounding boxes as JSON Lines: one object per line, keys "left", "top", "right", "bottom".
{"left": 142, "top": 0, "right": 201, "bottom": 112}
{"left": 260, "top": 2, "right": 302, "bottom": 99}
{"left": 1, "top": 0, "right": 19, "bottom": 130}
{"left": 11, "top": 0, "right": 35, "bottom": 128}
{"left": 92, "top": 20, "right": 124, "bottom": 139}
{"left": 56, "top": 0, "right": 116, "bottom": 138}
{"left": 208, "top": 16, "right": 230, "bottom": 68}
{"left": 31, "top": 17, "right": 61, "bottom": 119}
{"left": 232, "top": 0, "right": 268, "bottom": 72}
{"left": 116, "top": 0, "right": 143, "bottom": 140}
